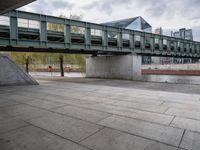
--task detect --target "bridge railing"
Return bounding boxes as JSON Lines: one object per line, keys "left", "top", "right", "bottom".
{"left": 0, "top": 10, "right": 199, "bottom": 57}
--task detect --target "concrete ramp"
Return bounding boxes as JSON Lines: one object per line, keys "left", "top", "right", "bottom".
{"left": 0, "top": 55, "right": 38, "bottom": 86}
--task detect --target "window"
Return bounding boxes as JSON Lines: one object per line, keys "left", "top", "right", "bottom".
{"left": 155, "top": 38, "right": 159, "bottom": 44}
{"left": 134, "top": 35, "right": 140, "bottom": 41}
{"left": 163, "top": 39, "right": 167, "bottom": 45}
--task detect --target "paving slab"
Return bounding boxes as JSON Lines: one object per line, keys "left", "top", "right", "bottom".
{"left": 180, "top": 131, "right": 200, "bottom": 150}
{"left": 17, "top": 91, "right": 101, "bottom": 107}
{"left": 160, "top": 93, "right": 200, "bottom": 101}
{"left": 21, "top": 99, "right": 67, "bottom": 110}
{"left": 115, "top": 96, "right": 164, "bottom": 106}
{"left": 113, "top": 101, "right": 168, "bottom": 113}
{"left": 52, "top": 105, "right": 111, "bottom": 123}
{"left": 0, "top": 113, "right": 13, "bottom": 122}
{"left": 27, "top": 113, "right": 103, "bottom": 142}
{"left": 171, "top": 117, "right": 200, "bottom": 132}
{"left": 0, "top": 99, "right": 19, "bottom": 108}
{"left": 0, "top": 126, "right": 89, "bottom": 150}
{"left": 14, "top": 91, "right": 72, "bottom": 102}
{"left": 1, "top": 94, "right": 37, "bottom": 103}
{"left": 80, "top": 96, "right": 120, "bottom": 104}
{"left": 160, "top": 97, "right": 200, "bottom": 106}
{"left": 121, "top": 95, "right": 163, "bottom": 103}
{"left": 98, "top": 115, "right": 184, "bottom": 146}
{"left": 166, "top": 108, "right": 200, "bottom": 120}
{"left": 162, "top": 102, "right": 200, "bottom": 112}
{"left": 0, "top": 118, "right": 28, "bottom": 134}
{"left": 42, "top": 90, "right": 89, "bottom": 99}
{"left": 81, "top": 128, "right": 181, "bottom": 150}
{"left": 0, "top": 104, "right": 52, "bottom": 121}
{"left": 51, "top": 98, "right": 100, "bottom": 107}
{"left": 81, "top": 103, "right": 174, "bottom": 125}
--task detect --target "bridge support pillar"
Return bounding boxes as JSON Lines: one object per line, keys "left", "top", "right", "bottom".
{"left": 86, "top": 54, "right": 142, "bottom": 80}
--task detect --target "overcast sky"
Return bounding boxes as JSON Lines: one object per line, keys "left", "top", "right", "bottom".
{"left": 20, "top": 0, "right": 200, "bottom": 41}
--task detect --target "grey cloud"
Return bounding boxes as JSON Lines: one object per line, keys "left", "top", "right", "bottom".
{"left": 146, "top": 0, "right": 167, "bottom": 17}
{"left": 52, "top": 0, "right": 74, "bottom": 10}
{"left": 21, "top": 0, "right": 74, "bottom": 14}
{"left": 164, "top": 0, "right": 200, "bottom": 19}
{"left": 82, "top": 0, "right": 132, "bottom": 15}
{"left": 136, "top": 0, "right": 200, "bottom": 20}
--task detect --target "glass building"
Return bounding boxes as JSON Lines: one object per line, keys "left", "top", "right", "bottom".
{"left": 102, "top": 17, "right": 152, "bottom": 33}
{"left": 173, "top": 28, "right": 193, "bottom": 41}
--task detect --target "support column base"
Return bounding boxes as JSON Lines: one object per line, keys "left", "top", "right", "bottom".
{"left": 86, "top": 54, "right": 142, "bottom": 81}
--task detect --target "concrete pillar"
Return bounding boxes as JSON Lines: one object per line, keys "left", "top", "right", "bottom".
{"left": 86, "top": 54, "right": 142, "bottom": 80}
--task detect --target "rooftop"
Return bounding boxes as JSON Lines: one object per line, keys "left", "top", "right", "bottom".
{"left": 102, "top": 16, "right": 152, "bottom": 30}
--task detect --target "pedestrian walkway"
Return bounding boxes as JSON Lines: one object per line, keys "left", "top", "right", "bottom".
{"left": 0, "top": 78, "right": 200, "bottom": 150}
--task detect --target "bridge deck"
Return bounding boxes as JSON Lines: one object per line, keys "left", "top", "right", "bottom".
{"left": 0, "top": 10, "right": 200, "bottom": 57}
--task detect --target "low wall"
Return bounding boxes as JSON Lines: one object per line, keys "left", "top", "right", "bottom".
{"left": 142, "top": 64, "right": 200, "bottom": 70}
{"left": 142, "top": 64, "right": 200, "bottom": 75}
{"left": 142, "top": 69, "right": 200, "bottom": 76}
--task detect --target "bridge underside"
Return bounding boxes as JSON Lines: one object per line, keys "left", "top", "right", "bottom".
{"left": 0, "top": 46, "right": 130, "bottom": 55}
{"left": 1, "top": 46, "right": 199, "bottom": 59}
{"left": 1, "top": 46, "right": 199, "bottom": 58}
{"left": 0, "top": 0, "right": 35, "bottom": 14}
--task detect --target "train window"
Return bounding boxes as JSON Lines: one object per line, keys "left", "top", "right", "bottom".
{"left": 18, "top": 18, "right": 40, "bottom": 29}
{"left": 123, "top": 34, "right": 130, "bottom": 40}
{"left": 91, "top": 29, "right": 102, "bottom": 36}
{"left": 107, "top": 31, "right": 117, "bottom": 38}
{"left": 71, "top": 26, "right": 85, "bottom": 34}
{"left": 155, "top": 38, "right": 159, "bottom": 44}
{"left": 177, "top": 42, "right": 180, "bottom": 47}
{"left": 0, "top": 16, "right": 9, "bottom": 26}
{"left": 163, "top": 39, "right": 167, "bottom": 45}
{"left": 145, "top": 37, "right": 150, "bottom": 43}
{"left": 134, "top": 35, "right": 140, "bottom": 41}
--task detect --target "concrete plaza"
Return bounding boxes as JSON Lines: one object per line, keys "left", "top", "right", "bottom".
{"left": 0, "top": 77, "right": 200, "bottom": 150}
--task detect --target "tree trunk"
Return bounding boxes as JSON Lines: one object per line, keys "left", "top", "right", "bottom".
{"left": 25, "top": 57, "right": 29, "bottom": 73}
{"left": 59, "top": 55, "right": 64, "bottom": 77}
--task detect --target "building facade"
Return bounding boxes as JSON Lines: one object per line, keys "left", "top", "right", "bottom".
{"left": 173, "top": 28, "right": 193, "bottom": 41}
{"left": 154, "top": 27, "right": 163, "bottom": 35}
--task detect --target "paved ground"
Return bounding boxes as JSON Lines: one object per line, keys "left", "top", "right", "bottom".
{"left": 1, "top": 77, "right": 200, "bottom": 150}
